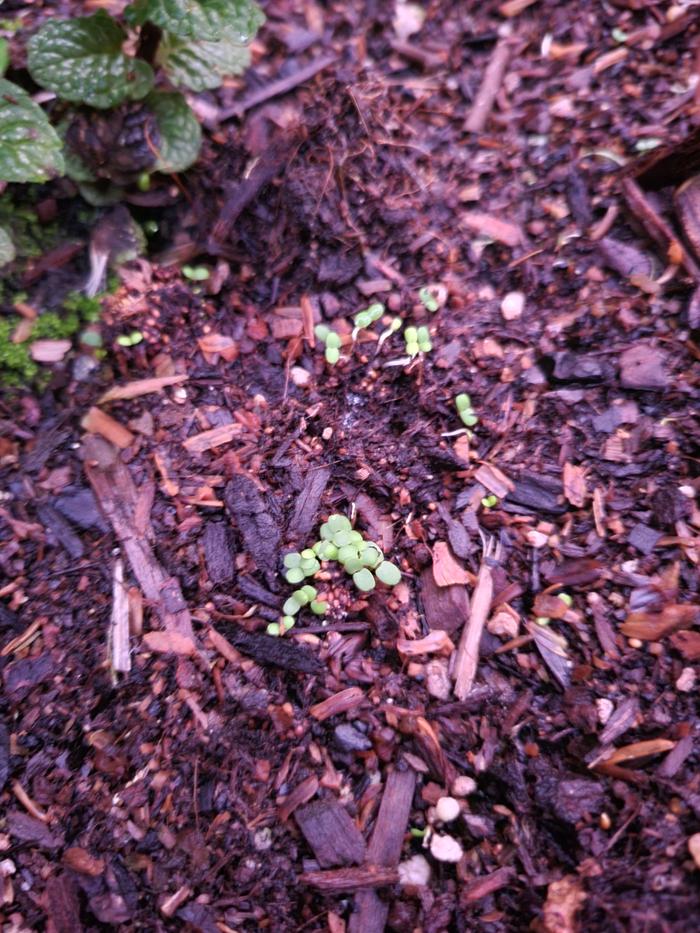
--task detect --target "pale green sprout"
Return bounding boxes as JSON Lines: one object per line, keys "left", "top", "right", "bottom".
{"left": 182, "top": 265, "right": 210, "bottom": 281}
{"left": 404, "top": 325, "right": 432, "bottom": 358}
{"left": 352, "top": 302, "right": 384, "bottom": 340}
{"left": 559, "top": 593, "right": 573, "bottom": 607}
{"left": 455, "top": 393, "right": 478, "bottom": 428}
{"left": 315, "top": 323, "right": 343, "bottom": 365}
{"left": 378, "top": 316, "right": 402, "bottom": 350}
{"left": 116, "top": 330, "right": 143, "bottom": 347}
{"left": 481, "top": 494, "right": 498, "bottom": 509}
{"left": 419, "top": 286, "right": 439, "bottom": 312}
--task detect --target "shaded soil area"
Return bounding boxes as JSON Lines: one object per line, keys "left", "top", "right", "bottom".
{"left": 2, "top": 1, "right": 700, "bottom": 931}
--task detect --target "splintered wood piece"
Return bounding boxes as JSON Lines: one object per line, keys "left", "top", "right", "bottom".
{"left": 295, "top": 799, "right": 366, "bottom": 868}
{"left": 81, "top": 407, "right": 134, "bottom": 449}
{"left": 453, "top": 552, "right": 495, "bottom": 700}
{"left": 278, "top": 775, "right": 319, "bottom": 821}
{"left": 83, "top": 434, "right": 194, "bottom": 639}
{"left": 109, "top": 559, "right": 131, "bottom": 673}
{"left": 301, "top": 865, "right": 399, "bottom": 892}
{"left": 310, "top": 687, "right": 365, "bottom": 722}
{"left": 97, "top": 374, "right": 187, "bottom": 403}
{"left": 621, "top": 176, "right": 700, "bottom": 280}
{"left": 465, "top": 36, "right": 519, "bottom": 134}
{"left": 183, "top": 423, "right": 242, "bottom": 454}
{"left": 348, "top": 767, "right": 416, "bottom": 933}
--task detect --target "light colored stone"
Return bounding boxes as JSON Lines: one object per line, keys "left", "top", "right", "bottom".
{"left": 452, "top": 775, "right": 477, "bottom": 797}
{"left": 435, "top": 797, "right": 461, "bottom": 822}
{"left": 290, "top": 366, "right": 311, "bottom": 387}
{"left": 426, "top": 658, "right": 451, "bottom": 700}
{"left": 525, "top": 529, "right": 548, "bottom": 549}
{"left": 430, "top": 833, "right": 464, "bottom": 863}
{"left": 676, "top": 667, "right": 696, "bottom": 693}
{"left": 501, "top": 291, "right": 524, "bottom": 320}
{"left": 688, "top": 833, "right": 700, "bottom": 869}
{"left": 398, "top": 854, "right": 431, "bottom": 886}
{"left": 596, "top": 698, "right": 614, "bottom": 726}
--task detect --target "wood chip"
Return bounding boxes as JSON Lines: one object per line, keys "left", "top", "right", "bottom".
{"left": 142, "top": 631, "right": 197, "bottom": 656}
{"left": 295, "top": 799, "right": 366, "bottom": 868}
{"left": 397, "top": 630, "right": 454, "bottom": 658}
{"left": 81, "top": 407, "right": 134, "bottom": 449}
{"left": 97, "top": 374, "right": 187, "bottom": 403}
{"left": 301, "top": 865, "right": 399, "bottom": 892}
{"left": 278, "top": 774, "right": 319, "bottom": 821}
{"left": 310, "top": 687, "right": 366, "bottom": 722}
{"left": 183, "top": 423, "right": 242, "bottom": 454}
{"left": 596, "top": 738, "right": 676, "bottom": 767}
{"left": 431, "top": 541, "right": 471, "bottom": 587}
{"left": 462, "top": 211, "right": 524, "bottom": 247}
{"left": 562, "top": 462, "right": 587, "bottom": 508}
{"left": 475, "top": 463, "right": 515, "bottom": 498}
{"left": 110, "top": 559, "right": 131, "bottom": 673}
{"left": 542, "top": 875, "right": 586, "bottom": 933}
{"left": 197, "top": 333, "right": 238, "bottom": 362}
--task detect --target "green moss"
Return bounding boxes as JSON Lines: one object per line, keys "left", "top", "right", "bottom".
{"left": 0, "top": 294, "right": 102, "bottom": 386}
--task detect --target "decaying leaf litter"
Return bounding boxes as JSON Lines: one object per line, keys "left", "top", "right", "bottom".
{"left": 2, "top": 1, "right": 700, "bottom": 930}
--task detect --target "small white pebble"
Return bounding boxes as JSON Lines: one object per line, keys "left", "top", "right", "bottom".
{"left": 525, "top": 529, "right": 548, "bottom": 549}
{"left": 676, "top": 667, "right": 696, "bottom": 693}
{"left": 678, "top": 485, "right": 695, "bottom": 499}
{"left": 688, "top": 833, "right": 700, "bottom": 869}
{"left": 451, "top": 775, "right": 477, "bottom": 797}
{"left": 430, "top": 833, "right": 464, "bottom": 863}
{"left": 398, "top": 854, "right": 431, "bottom": 887}
{"left": 596, "top": 698, "right": 614, "bottom": 726}
{"left": 290, "top": 366, "right": 311, "bottom": 387}
{"left": 435, "top": 796, "right": 461, "bottom": 822}
{"left": 501, "top": 291, "right": 524, "bottom": 321}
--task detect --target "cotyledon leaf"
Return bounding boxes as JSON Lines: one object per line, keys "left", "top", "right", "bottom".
{"left": 125, "top": 0, "right": 264, "bottom": 43}
{"left": 0, "top": 78, "right": 65, "bottom": 183}
{"left": 145, "top": 91, "right": 201, "bottom": 173}
{"left": 156, "top": 32, "right": 250, "bottom": 91}
{"left": 27, "top": 11, "right": 154, "bottom": 109}
{"left": 0, "top": 226, "right": 16, "bottom": 268}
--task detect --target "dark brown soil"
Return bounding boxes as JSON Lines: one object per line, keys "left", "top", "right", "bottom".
{"left": 1, "top": 2, "right": 700, "bottom": 931}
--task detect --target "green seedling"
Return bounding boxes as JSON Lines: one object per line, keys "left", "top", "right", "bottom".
{"left": 310, "top": 600, "right": 328, "bottom": 615}
{"left": 481, "top": 495, "right": 498, "bottom": 509}
{"left": 315, "top": 324, "right": 343, "bottom": 366}
{"left": 404, "top": 325, "right": 432, "bottom": 358}
{"left": 352, "top": 302, "right": 384, "bottom": 340}
{"left": 353, "top": 568, "right": 375, "bottom": 592}
{"left": 410, "top": 826, "right": 427, "bottom": 839}
{"left": 266, "top": 622, "right": 281, "bottom": 636}
{"left": 419, "top": 286, "right": 440, "bottom": 312}
{"left": 377, "top": 316, "right": 402, "bottom": 350}
{"left": 455, "top": 393, "right": 478, "bottom": 428}
{"left": 182, "top": 264, "right": 210, "bottom": 281}
{"left": 558, "top": 593, "right": 573, "bottom": 607}
{"left": 136, "top": 171, "right": 151, "bottom": 192}
{"left": 116, "top": 330, "right": 143, "bottom": 347}
{"left": 535, "top": 616, "right": 551, "bottom": 626}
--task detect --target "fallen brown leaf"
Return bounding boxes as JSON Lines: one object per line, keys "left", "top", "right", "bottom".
{"left": 81, "top": 407, "right": 134, "bottom": 449}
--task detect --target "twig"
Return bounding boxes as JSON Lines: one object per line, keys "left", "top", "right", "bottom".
{"left": 621, "top": 176, "right": 700, "bottom": 281}
{"left": 109, "top": 558, "right": 131, "bottom": 674}
{"left": 216, "top": 54, "right": 337, "bottom": 123}
{"left": 465, "top": 36, "right": 519, "bottom": 134}
{"left": 452, "top": 533, "right": 499, "bottom": 699}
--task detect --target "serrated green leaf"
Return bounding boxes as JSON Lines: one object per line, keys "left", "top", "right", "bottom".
{"left": 157, "top": 32, "right": 250, "bottom": 91}
{"left": 146, "top": 91, "right": 201, "bottom": 173}
{"left": 126, "top": 0, "right": 264, "bottom": 43}
{"left": 27, "top": 11, "right": 154, "bottom": 109}
{"left": 0, "top": 79, "right": 65, "bottom": 183}
{"left": 0, "top": 226, "right": 16, "bottom": 267}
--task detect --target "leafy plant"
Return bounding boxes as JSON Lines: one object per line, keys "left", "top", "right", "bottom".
{"left": 0, "top": 0, "right": 264, "bottom": 256}
{"left": 352, "top": 302, "right": 384, "bottom": 341}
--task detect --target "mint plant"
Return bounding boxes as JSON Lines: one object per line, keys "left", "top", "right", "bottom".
{"left": 0, "top": 1, "right": 264, "bottom": 264}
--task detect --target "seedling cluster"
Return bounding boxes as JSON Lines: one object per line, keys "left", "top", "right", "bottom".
{"left": 404, "top": 325, "right": 432, "bottom": 358}
{"left": 314, "top": 324, "right": 342, "bottom": 365}
{"left": 352, "top": 302, "right": 384, "bottom": 340}
{"left": 455, "top": 393, "right": 478, "bottom": 428}
{"left": 270, "top": 513, "right": 402, "bottom": 635}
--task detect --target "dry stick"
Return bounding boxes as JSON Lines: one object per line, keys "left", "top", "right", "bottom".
{"left": 216, "top": 53, "right": 338, "bottom": 123}
{"left": 453, "top": 559, "right": 494, "bottom": 700}
{"left": 621, "top": 176, "right": 700, "bottom": 281}
{"left": 110, "top": 559, "right": 131, "bottom": 674}
{"left": 465, "top": 36, "right": 519, "bottom": 134}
